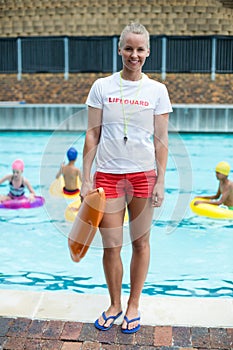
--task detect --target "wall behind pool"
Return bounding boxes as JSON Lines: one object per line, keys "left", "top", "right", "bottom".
{"left": 0, "top": 103, "right": 233, "bottom": 132}
{"left": 1, "top": 0, "right": 233, "bottom": 106}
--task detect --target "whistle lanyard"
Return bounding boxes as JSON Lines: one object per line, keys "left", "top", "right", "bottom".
{"left": 119, "top": 71, "right": 143, "bottom": 143}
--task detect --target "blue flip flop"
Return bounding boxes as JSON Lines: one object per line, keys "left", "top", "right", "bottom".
{"left": 94, "top": 311, "right": 123, "bottom": 331}
{"left": 121, "top": 314, "right": 141, "bottom": 334}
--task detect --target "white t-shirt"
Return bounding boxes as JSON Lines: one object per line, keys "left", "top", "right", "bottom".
{"left": 86, "top": 72, "right": 173, "bottom": 174}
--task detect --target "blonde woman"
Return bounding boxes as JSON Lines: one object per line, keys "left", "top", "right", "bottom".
{"left": 80, "top": 22, "right": 172, "bottom": 333}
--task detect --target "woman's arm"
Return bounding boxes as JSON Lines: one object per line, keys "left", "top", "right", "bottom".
{"left": 81, "top": 106, "right": 102, "bottom": 197}
{"left": 152, "top": 113, "right": 169, "bottom": 207}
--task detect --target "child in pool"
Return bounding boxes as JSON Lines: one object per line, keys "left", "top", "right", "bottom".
{"left": 56, "top": 147, "right": 82, "bottom": 195}
{"left": 0, "top": 159, "right": 36, "bottom": 202}
{"left": 194, "top": 161, "right": 233, "bottom": 210}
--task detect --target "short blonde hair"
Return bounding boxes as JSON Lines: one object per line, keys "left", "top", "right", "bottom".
{"left": 118, "top": 22, "right": 150, "bottom": 49}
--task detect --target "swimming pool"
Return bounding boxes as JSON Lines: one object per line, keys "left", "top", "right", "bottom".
{"left": 0, "top": 131, "right": 232, "bottom": 298}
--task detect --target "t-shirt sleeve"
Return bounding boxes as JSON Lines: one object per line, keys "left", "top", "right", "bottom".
{"left": 86, "top": 79, "right": 103, "bottom": 109}
{"left": 154, "top": 84, "right": 173, "bottom": 115}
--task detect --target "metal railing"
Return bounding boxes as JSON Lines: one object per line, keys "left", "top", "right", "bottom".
{"left": 0, "top": 35, "right": 232, "bottom": 80}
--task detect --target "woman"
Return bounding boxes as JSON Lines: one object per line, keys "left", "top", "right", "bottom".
{"left": 81, "top": 22, "right": 172, "bottom": 333}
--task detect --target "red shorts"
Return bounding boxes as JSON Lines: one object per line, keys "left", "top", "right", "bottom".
{"left": 94, "top": 170, "right": 157, "bottom": 198}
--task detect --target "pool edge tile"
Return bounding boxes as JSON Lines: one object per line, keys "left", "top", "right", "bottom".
{"left": 0, "top": 290, "right": 44, "bottom": 319}
{"left": 0, "top": 290, "right": 233, "bottom": 328}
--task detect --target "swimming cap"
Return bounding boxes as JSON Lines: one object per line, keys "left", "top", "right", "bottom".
{"left": 12, "top": 159, "right": 24, "bottom": 171}
{"left": 67, "top": 147, "right": 78, "bottom": 161}
{"left": 215, "top": 161, "right": 230, "bottom": 176}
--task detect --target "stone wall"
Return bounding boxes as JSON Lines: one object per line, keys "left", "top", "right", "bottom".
{"left": 0, "top": 0, "right": 233, "bottom": 37}
{"left": 0, "top": 0, "right": 232, "bottom": 105}
{"left": 0, "top": 73, "right": 232, "bottom": 104}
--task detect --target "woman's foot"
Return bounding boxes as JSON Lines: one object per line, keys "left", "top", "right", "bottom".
{"left": 121, "top": 309, "right": 141, "bottom": 333}
{"left": 94, "top": 306, "right": 122, "bottom": 331}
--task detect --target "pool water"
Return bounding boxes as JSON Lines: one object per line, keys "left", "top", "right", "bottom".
{"left": 0, "top": 131, "right": 232, "bottom": 298}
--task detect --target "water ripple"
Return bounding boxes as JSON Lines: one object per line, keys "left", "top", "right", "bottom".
{"left": 0, "top": 271, "right": 232, "bottom": 298}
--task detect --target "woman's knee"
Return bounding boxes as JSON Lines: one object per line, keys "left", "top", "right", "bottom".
{"left": 132, "top": 233, "right": 150, "bottom": 252}
{"left": 103, "top": 246, "right": 122, "bottom": 259}
{"left": 100, "top": 225, "right": 123, "bottom": 248}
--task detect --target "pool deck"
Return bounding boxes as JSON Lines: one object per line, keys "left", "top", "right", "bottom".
{"left": 0, "top": 291, "right": 233, "bottom": 349}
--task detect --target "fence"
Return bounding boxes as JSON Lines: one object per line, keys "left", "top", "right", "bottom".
{"left": 0, "top": 35, "right": 233, "bottom": 80}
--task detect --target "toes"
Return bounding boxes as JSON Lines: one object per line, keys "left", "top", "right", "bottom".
{"left": 122, "top": 319, "right": 137, "bottom": 330}
{"left": 129, "top": 321, "right": 138, "bottom": 330}
{"left": 98, "top": 316, "right": 105, "bottom": 327}
{"left": 98, "top": 315, "right": 112, "bottom": 329}
{"left": 103, "top": 320, "right": 111, "bottom": 328}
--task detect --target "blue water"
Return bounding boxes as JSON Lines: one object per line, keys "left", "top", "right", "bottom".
{"left": 0, "top": 131, "right": 232, "bottom": 298}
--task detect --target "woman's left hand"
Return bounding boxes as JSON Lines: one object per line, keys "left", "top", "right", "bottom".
{"left": 152, "top": 183, "right": 164, "bottom": 207}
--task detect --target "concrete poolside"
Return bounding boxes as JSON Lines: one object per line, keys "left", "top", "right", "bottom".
{"left": 0, "top": 290, "right": 233, "bottom": 349}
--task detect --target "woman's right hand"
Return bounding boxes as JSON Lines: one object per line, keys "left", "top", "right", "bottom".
{"left": 80, "top": 180, "right": 93, "bottom": 201}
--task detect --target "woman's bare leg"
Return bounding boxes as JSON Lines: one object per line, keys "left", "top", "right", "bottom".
{"left": 122, "top": 196, "right": 154, "bottom": 331}
{"left": 96, "top": 197, "right": 125, "bottom": 328}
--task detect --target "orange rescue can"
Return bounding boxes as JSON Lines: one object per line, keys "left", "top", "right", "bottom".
{"left": 68, "top": 187, "right": 106, "bottom": 262}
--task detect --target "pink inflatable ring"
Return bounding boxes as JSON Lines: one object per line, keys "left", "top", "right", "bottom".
{"left": 0, "top": 196, "right": 45, "bottom": 209}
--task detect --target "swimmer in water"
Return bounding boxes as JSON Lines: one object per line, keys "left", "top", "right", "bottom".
{"left": 56, "top": 147, "right": 82, "bottom": 196}
{"left": 194, "top": 161, "right": 233, "bottom": 210}
{"left": 0, "top": 159, "right": 36, "bottom": 202}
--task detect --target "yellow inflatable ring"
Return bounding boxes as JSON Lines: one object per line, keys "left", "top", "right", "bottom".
{"left": 49, "top": 177, "right": 81, "bottom": 199}
{"left": 65, "top": 198, "right": 82, "bottom": 222}
{"left": 190, "top": 197, "right": 233, "bottom": 220}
